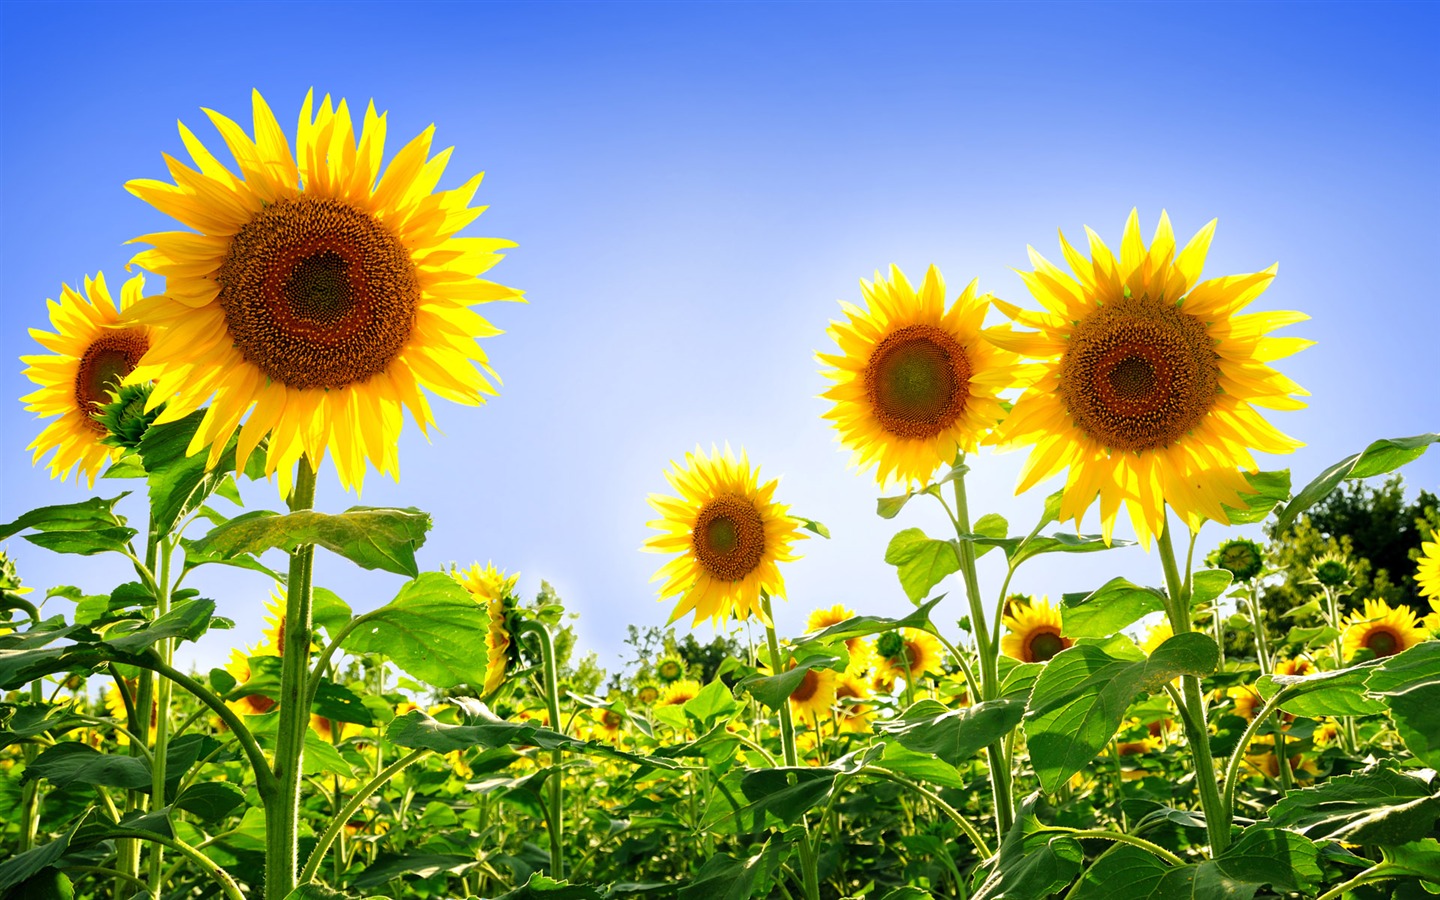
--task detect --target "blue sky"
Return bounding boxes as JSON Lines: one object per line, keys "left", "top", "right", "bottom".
{"left": 1, "top": 1, "right": 1436, "bottom": 677}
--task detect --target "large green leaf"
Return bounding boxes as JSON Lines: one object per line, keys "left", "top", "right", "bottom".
{"left": 385, "top": 705, "right": 671, "bottom": 769}
{"left": 1067, "top": 845, "right": 1167, "bottom": 900}
{"left": 884, "top": 528, "right": 959, "bottom": 602}
{"left": 1025, "top": 633, "right": 1219, "bottom": 792}
{"left": 174, "top": 781, "right": 247, "bottom": 822}
{"left": 352, "top": 853, "right": 481, "bottom": 890}
{"left": 1384, "top": 839, "right": 1440, "bottom": 887}
{"left": 1265, "top": 765, "right": 1440, "bottom": 845}
{"left": 101, "top": 597, "right": 216, "bottom": 653}
{"left": 21, "top": 742, "right": 150, "bottom": 789}
{"left": 1060, "top": 578, "right": 1166, "bottom": 639}
{"left": 1071, "top": 827, "right": 1319, "bottom": 900}
{"left": 190, "top": 506, "right": 432, "bottom": 577}
{"left": 342, "top": 573, "right": 490, "bottom": 688}
{"left": 1221, "top": 469, "right": 1292, "bottom": 526}
{"left": 735, "top": 652, "right": 844, "bottom": 712}
{"left": 1190, "top": 569, "right": 1233, "bottom": 609}
{"left": 1276, "top": 434, "right": 1439, "bottom": 532}
{"left": 806, "top": 596, "right": 945, "bottom": 645}
{"left": 1365, "top": 641, "right": 1440, "bottom": 766}
{"left": 738, "top": 767, "right": 838, "bottom": 826}
{"left": 971, "top": 798, "right": 1083, "bottom": 900}
{"left": 876, "top": 697, "right": 1024, "bottom": 768}
{"left": 137, "top": 410, "right": 267, "bottom": 536}
{"left": 0, "top": 495, "right": 136, "bottom": 556}
{"left": 683, "top": 680, "right": 739, "bottom": 728}
{"left": 876, "top": 740, "right": 966, "bottom": 789}
{"left": 1256, "top": 662, "right": 1386, "bottom": 717}
{"left": 678, "top": 841, "right": 788, "bottom": 900}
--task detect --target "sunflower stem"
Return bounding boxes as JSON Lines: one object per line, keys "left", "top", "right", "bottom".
{"left": 518, "top": 620, "right": 566, "bottom": 880}
{"left": 266, "top": 457, "right": 317, "bottom": 900}
{"left": 1157, "top": 516, "right": 1230, "bottom": 854}
{"left": 760, "top": 594, "right": 821, "bottom": 900}
{"left": 146, "top": 537, "right": 175, "bottom": 898}
{"left": 950, "top": 458, "right": 1014, "bottom": 839}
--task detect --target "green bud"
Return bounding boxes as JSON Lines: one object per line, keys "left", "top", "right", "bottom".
{"left": 1209, "top": 538, "right": 1265, "bottom": 582}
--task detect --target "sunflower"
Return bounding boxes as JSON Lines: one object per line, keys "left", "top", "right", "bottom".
{"left": 635, "top": 683, "right": 661, "bottom": 706}
{"left": 832, "top": 673, "right": 873, "bottom": 733}
{"left": 1417, "top": 530, "right": 1440, "bottom": 608}
{"left": 658, "top": 679, "right": 701, "bottom": 708}
{"left": 1209, "top": 537, "right": 1265, "bottom": 582}
{"left": 1001, "top": 597, "right": 1072, "bottom": 663}
{"left": 1244, "top": 734, "right": 1318, "bottom": 781}
{"left": 224, "top": 647, "right": 277, "bottom": 716}
{"left": 21, "top": 273, "right": 151, "bottom": 486}
{"left": 1273, "top": 656, "right": 1315, "bottom": 678}
{"left": 122, "top": 90, "right": 522, "bottom": 494}
{"left": 805, "top": 604, "right": 874, "bottom": 673}
{"left": 818, "top": 265, "right": 1021, "bottom": 487}
{"left": 645, "top": 445, "right": 806, "bottom": 626}
{"left": 1139, "top": 621, "right": 1173, "bottom": 655}
{"left": 453, "top": 563, "right": 518, "bottom": 695}
{"left": 787, "top": 665, "right": 838, "bottom": 723}
{"left": 1227, "top": 685, "right": 1263, "bottom": 722}
{"left": 988, "top": 211, "right": 1310, "bottom": 547}
{"left": 655, "top": 656, "right": 687, "bottom": 684}
{"left": 877, "top": 628, "right": 945, "bottom": 681}
{"left": 1342, "top": 598, "right": 1428, "bottom": 661}
{"left": 591, "top": 707, "right": 624, "bottom": 742}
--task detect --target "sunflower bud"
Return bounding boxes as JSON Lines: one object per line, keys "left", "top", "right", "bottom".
{"left": 1208, "top": 538, "right": 1265, "bottom": 582}
{"left": 1312, "top": 554, "right": 1353, "bottom": 588}
{"left": 0, "top": 551, "right": 21, "bottom": 595}
{"left": 655, "top": 656, "right": 686, "bottom": 683}
{"left": 94, "top": 383, "right": 162, "bottom": 451}
{"left": 876, "top": 631, "right": 905, "bottom": 660}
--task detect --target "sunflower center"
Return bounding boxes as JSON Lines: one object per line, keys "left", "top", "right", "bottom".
{"left": 74, "top": 329, "right": 150, "bottom": 434}
{"left": 1365, "top": 628, "right": 1400, "bottom": 657}
{"left": 864, "top": 324, "right": 972, "bottom": 439}
{"left": 217, "top": 196, "right": 419, "bottom": 391}
{"left": 692, "top": 495, "right": 767, "bottom": 582}
{"left": 1026, "top": 628, "right": 1068, "bottom": 662}
{"left": 1059, "top": 298, "right": 1219, "bottom": 453}
{"left": 791, "top": 669, "right": 819, "bottom": 703}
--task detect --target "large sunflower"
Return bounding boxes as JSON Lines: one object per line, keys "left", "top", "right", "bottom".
{"left": 21, "top": 273, "right": 151, "bottom": 486}
{"left": 1001, "top": 597, "right": 1072, "bottom": 663}
{"left": 989, "top": 211, "right": 1310, "bottom": 546}
{"left": 818, "top": 265, "right": 1021, "bottom": 487}
{"left": 1417, "top": 530, "right": 1440, "bottom": 609}
{"left": 787, "top": 665, "right": 838, "bottom": 723}
{"left": 645, "top": 445, "right": 805, "bottom": 626}
{"left": 453, "top": 562, "right": 518, "bottom": 696}
{"left": 123, "top": 90, "right": 522, "bottom": 494}
{"left": 1342, "top": 598, "right": 1427, "bottom": 661}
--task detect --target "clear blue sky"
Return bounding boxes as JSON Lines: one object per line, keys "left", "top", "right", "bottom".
{"left": 2, "top": 1, "right": 1437, "bottom": 677}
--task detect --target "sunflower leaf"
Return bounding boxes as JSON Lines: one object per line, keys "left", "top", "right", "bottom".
{"left": 1276, "top": 433, "right": 1440, "bottom": 532}
{"left": 1190, "top": 569, "right": 1234, "bottom": 609}
{"left": 876, "top": 697, "right": 1025, "bottom": 767}
{"left": 1365, "top": 642, "right": 1440, "bottom": 767}
{"left": 1264, "top": 764, "right": 1440, "bottom": 844}
{"left": 972, "top": 796, "right": 1083, "bottom": 900}
{"left": 807, "top": 595, "right": 946, "bottom": 645}
{"left": 1221, "top": 470, "right": 1292, "bottom": 525}
{"left": 794, "top": 516, "right": 830, "bottom": 539}
{"left": 0, "top": 495, "right": 136, "bottom": 556}
{"left": 342, "top": 572, "right": 489, "bottom": 688}
{"left": 884, "top": 529, "right": 960, "bottom": 602}
{"left": 1060, "top": 577, "right": 1167, "bottom": 639}
{"left": 1256, "top": 663, "right": 1386, "bottom": 717}
{"left": 189, "top": 506, "right": 431, "bottom": 577}
{"left": 138, "top": 410, "right": 249, "bottom": 536}
{"left": 21, "top": 742, "right": 151, "bottom": 790}
{"left": 1024, "top": 633, "right": 1218, "bottom": 792}
{"left": 736, "top": 652, "right": 844, "bottom": 711}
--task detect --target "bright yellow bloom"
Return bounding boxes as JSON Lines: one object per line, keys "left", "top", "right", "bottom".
{"left": 1273, "top": 656, "right": 1316, "bottom": 678}
{"left": 1139, "top": 621, "right": 1173, "bottom": 655}
{"left": 453, "top": 563, "right": 517, "bottom": 696}
{"left": 658, "top": 679, "right": 701, "bottom": 708}
{"left": 788, "top": 666, "right": 838, "bottom": 723}
{"left": 1244, "top": 734, "right": 1318, "bottom": 781}
{"left": 1342, "top": 598, "right": 1427, "bottom": 661}
{"left": 832, "top": 673, "right": 873, "bottom": 733}
{"left": 1001, "top": 597, "right": 1072, "bottom": 663}
{"left": 645, "top": 445, "right": 805, "bottom": 627}
{"left": 1418, "top": 530, "right": 1440, "bottom": 609}
{"left": 805, "top": 604, "right": 874, "bottom": 673}
{"left": 123, "top": 89, "right": 522, "bottom": 494}
{"left": 1227, "top": 685, "right": 1263, "bottom": 722}
{"left": 988, "top": 211, "right": 1310, "bottom": 547}
{"left": 590, "top": 707, "right": 624, "bottom": 742}
{"left": 224, "top": 647, "right": 277, "bottom": 717}
{"left": 818, "top": 265, "right": 1022, "bottom": 487}
{"left": 878, "top": 629, "right": 945, "bottom": 681}
{"left": 20, "top": 273, "right": 151, "bottom": 486}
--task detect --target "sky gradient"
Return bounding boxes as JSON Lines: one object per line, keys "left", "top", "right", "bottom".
{"left": 2, "top": 1, "right": 1437, "bottom": 677}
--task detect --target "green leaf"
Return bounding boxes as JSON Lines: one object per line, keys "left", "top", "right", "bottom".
{"left": 794, "top": 516, "right": 830, "bottom": 539}
{"left": 352, "top": 853, "right": 481, "bottom": 890}
{"left": 1277, "top": 434, "right": 1440, "bottom": 531}
{"left": 971, "top": 512, "right": 1009, "bottom": 560}
{"left": 103, "top": 454, "right": 147, "bottom": 479}
{"left": 1257, "top": 663, "right": 1387, "bottom": 717}
{"left": 22, "top": 742, "right": 150, "bottom": 789}
{"left": 313, "top": 679, "right": 375, "bottom": 726}
{"left": 342, "top": 573, "right": 490, "bottom": 688}
{"left": 493, "top": 875, "right": 605, "bottom": 900}
{"left": 683, "top": 680, "right": 739, "bottom": 727}
{"left": 311, "top": 587, "right": 352, "bottom": 639}
{"left": 138, "top": 410, "right": 258, "bottom": 535}
{"left": 1067, "top": 845, "right": 1167, "bottom": 900}
{"left": 678, "top": 841, "right": 788, "bottom": 900}
{"left": 0, "top": 817, "right": 85, "bottom": 893}
{"left": 174, "top": 781, "right": 247, "bottom": 822}
{"left": 885, "top": 528, "right": 960, "bottom": 602}
{"left": 876, "top": 697, "right": 1024, "bottom": 768}
{"left": 1366, "top": 641, "right": 1440, "bottom": 767}
{"left": 1025, "top": 633, "right": 1219, "bottom": 792}
{"left": 875, "top": 740, "right": 966, "bottom": 789}
{"left": 735, "top": 653, "right": 843, "bottom": 711}
{"left": 1190, "top": 569, "right": 1233, "bottom": 609}
{"left": 972, "top": 798, "right": 1084, "bottom": 900}
{"left": 1266, "top": 765, "right": 1440, "bottom": 844}
{"left": 0, "top": 495, "right": 129, "bottom": 543}
{"left": 738, "top": 767, "right": 837, "bottom": 826}
{"left": 102, "top": 598, "right": 216, "bottom": 653}
{"left": 877, "top": 492, "right": 918, "bottom": 520}
{"left": 1071, "top": 828, "right": 1320, "bottom": 900}
{"left": 806, "top": 595, "right": 945, "bottom": 645}
{"left": 1009, "top": 531, "right": 1121, "bottom": 567}
{"left": 385, "top": 704, "right": 671, "bottom": 770}
{"left": 1385, "top": 839, "right": 1440, "bottom": 886}
{"left": 178, "top": 535, "right": 287, "bottom": 581}
{"left": 1221, "top": 469, "right": 1292, "bottom": 525}
{"left": 1060, "top": 578, "right": 1167, "bottom": 639}
{"left": 190, "top": 506, "right": 432, "bottom": 577}
{"left": 303, "top": 730, "right": 355, "bottom": 778}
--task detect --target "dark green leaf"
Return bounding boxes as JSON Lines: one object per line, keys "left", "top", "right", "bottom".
{"left": 1276, "top": 434, "right": 1439, "bottom": 531}
{"left": 679, "top": 841, "right": 788, "bottom": 900}
{"left": 178, "top": 535, "right": 286, "bottom": 581}
{"left": 174, "top": 781, "right": 247, "bottom": 822}
{"left": 493, "top": 875, "right": 605, "bottom": 899}
{"left": 1266, "top": 765, "right": 1440, "bottom": 844}
{"left": 313, "top": 680, "right": 375, "bottom": 726}
{"left": 736, "top": 653, "right": 843, "bottom": 711}
{"left": 352, "top": 853, "right": 481, "bottom": 890}
{"left": 0, "top": 495, "right": 128, "bottom": 542}
{"left": 102, "top": 598, "right": 216, "bottom": 653}
{"left": 1221, "top": 470, "right": 1292, "bottom": 525}
{"left": 876, "top": 740, "right": 966, "bottom": 789}
{"left": 385, "top": 706, "right": 672, "bottom": 770}
{"left": 138, "top": 410, "right": 252, "bottom": 535}
{"left": 1010, "top": 531, "right": 1120, "bottom": 567}
{"left": 1366, "top": 642, "right": 1440, "bottom": 767}
{"left": 738, "top": 767, "right": 837, "bottom": 826}
{"left": 191, "top": 506, "right": 432, "bottom": 577}
{"left": 1257, "top": 663, "right": 1386, "bottom": 717}
{"left": 342, "top": 573, "right": 489, "bottom": 688}
{"left": 807, "top": 595, "right": 945, "bottom": 645}
{"left": 0, "top": 816, "right": 84, "bottom": 892}
{"left": 311, "top": 587, "right": 352, "bottom": 639}
{"left": 22, "top": 742, "right": 150, "bottom": 789}
{"left": 876, "top": 697, "right": 1024, "bottom": 768}
{"left": 972, "top": 797, "right": 1084, "bottom": 900}
{"left": 884, "top": 528, "right": 959, "bottom": 602}
{"left": 1068, "top": 845, "right": 1167, "bottom": 900}
{"left": 1385, "top": 840, "right": 1440, "bottom": 886}
{"left": 1060, "top": 578, "right": 1166, "bottom": 639}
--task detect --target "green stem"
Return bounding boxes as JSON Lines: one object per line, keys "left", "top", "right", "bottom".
{"left": 950, "top": 458, "right": 1014, "bottom": 839}
{"left": 517, "top": 621, "right": 566, "bottom": 879}
{"left": 106, "top": 828, "right": 247, "bottom": 900}
{"left": 266, "top": 457, "right": 317, "bottom": 900}
{"left": 299, "top": 748, "right": 428, "bottom": 884}
{"left": 148, "top": 538, "right": 175, "bottom": 897}
{"left": 1314, "top": 864, "right": 1400, "bottom": 900}
{"left": 1220, "top": 689, "right": 1292, "bottom": 827}
{"left": 1157, "top": 516, "right": 1229, "bottom": 854}
{"left": 760, "top": 593, "right": 821, "bottom": 900}
{"left": 860, "top": 766, "right": 991, "bottom": 857}
{"left": 1042, "top": 827, "right": 1185, "bottom": 866}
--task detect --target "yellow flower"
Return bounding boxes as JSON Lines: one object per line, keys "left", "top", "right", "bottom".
{"left": 645, "top": 445, "right": 805, "bottom": 626}
{"left": 832, "top": 673, "right": 873, "bottom": 733}
{"left": 658, "top": 679, "right": 701, "bottom": 708}
{"left": 453, "top": 563, "right": 517, "bottom": 696}
{"left": 1418, "top": 530, "right": 1440, "bottom": 609}
{"left": 805, "top": 604, "right": 874, "bottom": 673}
{"left": 20, "top": 273, "right": 151, "bottom": 486}
{"left": 818, "top": 265, "right": 1022, "bottom": 487}
{"left": 1243, "top": 734, "right": 1317, "bottom": 781}
{"left": 1313, "top": 718, "right": 1342, "bottom": 746}
{"left": 102, "top": 678, "right": 156, "bottom": 746}
{"left": 1273, "top": 656, "right": 1315, "bottom": 678}
{"left": 123, "top": 89, "right": 522, "bottom": 494}
{"left": 1227, "top": 685, "right": 1263, "bottom": 722}
{"left": 1342, "top": 598, "right": 1427, "bottom": 661}
{"left": 787, "top": 666, "right": 838, "bottom": 723}
{"left": 224, "top": 647, "right": 277, "bottom": 717}
{"left": 1001, "top": 597, "right": 1072, "bottom": 663}
{"left": 1139, "top": 621, "right": 1173, "bottom": 655}
{"left": 591, "top": 707, "right": 625, "bottom": 742}
{"left": 878, "top": 629, "right": 945, "bottom": 681}
{"left": 988, "top": 210, "right": 1310, "bottom": 547}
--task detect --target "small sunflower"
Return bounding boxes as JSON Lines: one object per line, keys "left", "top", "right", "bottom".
{"left": 591, "top": 707, "right": 624, "bottom": 742}
{"left": 877, "top": 628, "right": 945, "bottom": 681}
{"left": 655, "top": 656, "right": 687, "bottom": 684}
{"left": 1416, "top": 530, "right": 1440, "bottom": 609}
{"left": 989, "top": 210, "right": 1310, "bottom": 547}
{"left": 1139, "top": 620, "right": 1174, "bottom": 655}
{"left": 1209, "top": 537, "right": 1265, "bottom": 582}
{"left": 787, "top": 665, "right": 838, "bottom": 723}
{"left": 818, "top": 265, "right": 1022, "bottom": 487}
{"left": 21, "top": 273, "right": 152, "bottom": 486}
{"left": 635, "top": 683, "right": 661, "bottom": 706}
{"left": 1227, "top": 685, "right": 1263, "bottom": 722}
{"left": 1001, "top": 597, "right": 1072, "bottom": 663}
{"left": 453, "top": 562, "right": 518, "bottom": 696}
{"left": 123, "top": 89, "right": 522, "bottom": 494}
{"left": 224, "top": 647, "right": 277, "bottom": 716}
{"left": 805, "top": 603, "right": 874, "bottom": 673}
{"left": 1244, "top": 734, "right": 1317, "bottom": 781}
{"left": 1273, "top": 656, "right": 1315, "bottom": 678}
{"left": 645, "top": 445, "right": 805, "bottom": 627}
{"left": 659, "top": 679, "right": 701, "bottom": 708}
{"left": 1342, "top": 598, "right": 1427, "bottom": 661}
{"left": 832, "top": 673, "right": 873, "bottom": 733}
{"left": 1312, "top": 552, "right": 1354, "bottom": 589}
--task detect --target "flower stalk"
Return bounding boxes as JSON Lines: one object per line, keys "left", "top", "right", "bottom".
{"left": 760, "top": 593, "right": 821, "bottom": 900}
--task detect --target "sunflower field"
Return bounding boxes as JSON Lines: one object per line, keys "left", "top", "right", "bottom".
{"left": 3, "top": 86, "right": 1440, "bottom": 900}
